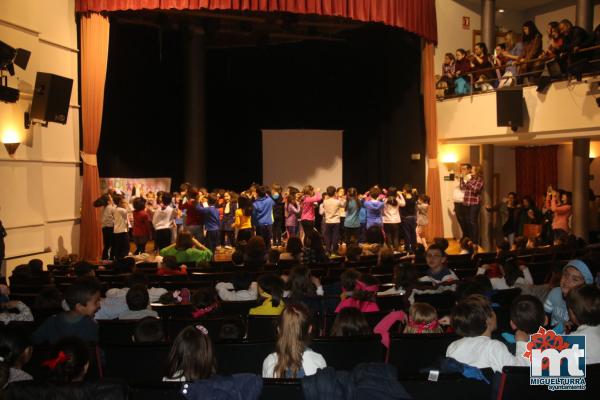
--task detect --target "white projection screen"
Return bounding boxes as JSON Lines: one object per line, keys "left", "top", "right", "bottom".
{"left": 262, "top": 129, "right": 343, "bottom": 192}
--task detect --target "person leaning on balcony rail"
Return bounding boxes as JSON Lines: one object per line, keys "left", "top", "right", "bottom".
{"left": 519, "top": 21, "right": 544, "bottom": 80}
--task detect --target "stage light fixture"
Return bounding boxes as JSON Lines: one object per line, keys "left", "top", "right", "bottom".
{"left": 0, "top": 40, "right": 31, "bottom": 76}
{"left": 0, "top": 40, "right": 30, "bottom": 104}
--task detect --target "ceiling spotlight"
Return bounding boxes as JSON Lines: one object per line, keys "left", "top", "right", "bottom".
{"left": 498, "top": 9, "right": 505, "bottom": 13}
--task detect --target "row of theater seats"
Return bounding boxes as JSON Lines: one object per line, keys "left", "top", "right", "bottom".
{"left": 16, "top": 335, "right": 599, "bottom": 400}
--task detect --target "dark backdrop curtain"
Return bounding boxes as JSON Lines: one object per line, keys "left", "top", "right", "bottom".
{"left": 515, "top": 145, "right": 558, "bottom": 207}
{"left": 75, "top": 0, "right": 437, "bottom": 43}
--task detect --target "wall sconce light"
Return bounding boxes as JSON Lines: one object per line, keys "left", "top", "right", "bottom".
{"left": 3, "top": 142, "right": 20, "bottom": 156}
{"left": 441, "top": 152, "right": 458, "bottom": 180}
{"left": 2, "top": 129, "right": 21, "bottom": 157}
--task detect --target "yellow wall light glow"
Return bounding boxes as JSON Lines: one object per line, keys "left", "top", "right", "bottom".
{"left": 2, "top": 128, "right": 21, "bottom": 144}
{"left": 440, "top": 152, "right": 458, "bottom": 164}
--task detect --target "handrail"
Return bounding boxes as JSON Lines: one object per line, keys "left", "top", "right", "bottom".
{"left": 438, "top": 42, "right": 600, "bottom": 100}
{"left": 452, "top": 42, "right": 600, "bottom": 80}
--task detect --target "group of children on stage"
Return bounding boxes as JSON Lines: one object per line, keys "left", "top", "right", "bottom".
{"left": 95, "top": 182, "right": 431, "bottom": 261}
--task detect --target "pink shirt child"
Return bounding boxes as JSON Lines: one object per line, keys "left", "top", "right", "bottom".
{"left": 301, "top": 191, "right": 322, "bottom": 221}
{"left": 335, "top": 280, "right": 380, "bottom": 313}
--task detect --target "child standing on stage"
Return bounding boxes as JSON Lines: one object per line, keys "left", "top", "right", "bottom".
{"left": 343, "top": 188, "right": 361, "bottom": 244}
{"left": 416, "top": 194, "right": 430, "bottom": 247}
{"left": 285, "top": 193, "right": 301, "bottom": 238}
{"left": 300, "top": 186, "right": 322, "bottom": 244}
{"left": 112, "top": 194, "right": 130, "bottom": 259}
{"left": 382, "top": 186, "right": 405, "bottom": 251}
{"left": 322, "top": 186, "right": 346, "bottom": 254}
{"left": 132, "top": 197, "right": 152, "bottom": 254}
{"left": 270, "top": 184, "right": 285, "bottom": 247}
{"left": 94, "top": 193, "right": 115, "bottom": 260}
{"left": 233, "top": 194, "right": 253, "bottom": 243}
{"left": 198, "top": 193, "right": 221, "bottom": 254}
{"left": 220, "top": 191, "right": 237, "bottom": 248}
{"left": 363, "top": 187, "right": 385, "bottom": 230}
{"left": 153, "top": 192, "right": 176, "bottom": 252}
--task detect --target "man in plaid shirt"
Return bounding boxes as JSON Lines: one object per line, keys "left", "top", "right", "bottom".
{"left": 459, "top": 164, "right": 484, "bottom": 245}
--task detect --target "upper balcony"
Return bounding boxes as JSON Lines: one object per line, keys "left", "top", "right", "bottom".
{"left": 436, "top": 48, "right": 600, "bottom": 145}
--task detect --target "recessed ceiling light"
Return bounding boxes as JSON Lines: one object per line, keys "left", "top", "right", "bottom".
{"left": 498, "top": 9, "right": 505, "bottom": 13}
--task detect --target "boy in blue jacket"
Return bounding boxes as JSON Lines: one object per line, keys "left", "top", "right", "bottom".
{"left": 252, "top": 186, "right": 275, "bottom": 248}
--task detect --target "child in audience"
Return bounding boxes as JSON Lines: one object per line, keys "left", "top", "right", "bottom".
{"left": 249, "top": 273, "right": 285, "bottom": 316}
{"left": 345, "top": 244, "right": 362, "bottom": 262}
{"left": 159, "top": 231, "right": 212, "bottom": 265}
{"left": 302, "top": 230, "right": 329, "bottom": 264}
{"left": 330, "top": 307, "right": 371, "bottom": 337}
{"left": 96, "top": 272, "right": 167, "bottom": 320}
{"left": 374, "top": 303, "right": 443, "bottom": 348}
{"left": 544, "top": 259, "right": 594, "bottom": 332}
{"left": 446, "top": 294, "right": 529, "bottom": 373}
{"left": 418, "top": 244, "right": 458, "bottom": 292}
{"left": 73, "top": 261, "right": 96, "bottom": 278}
{"left": 133, "top": 317, "right": 165, "bottom": 343}
{"left": 262, "top": 303, "right": 326, "bottom": 378}
{"left": 132, "top": 197, "right": 152, "bottom": 255}
{"left": 215, "top": 271, "right": 257, "bottom": 301}
{"left": 284, "top": 265, "right": 324, "bottom": 298}
{"left": 191, "top": 288, "right": 220, "bottom": 319}
{"left": 42, "top": 337, "right": 91, "bottom": 384}
{"left": 416, "top": 194, "right": 430, "bottom": 248}
{"left": 0, "top": 300, "right": 33, "bottom": 325}
{"left": 285, "top": 193, "right": 301, "bottom": 238}
{"left": 0, "top": 325, "right": 33, "bottom": 384}
{"left": 284, "top": 266, "right": 323, "bottom": 316}
{"left": 164, "top": 325, "right": 216, "bottom": 382}
{"left": 566, "top": 285, "right": 600, "bottom": 363}
{"left": 32, "top": 277, "right": 101, "bottom": 344}
{"left": 157, "top": 255, "right": 188, "bottom": 276}
{"left": 335, "top": 274, "right": 380, "bottom": 313}
{"left": 477, "top": 256, "right": 534, "bottom": 290}
{"left": 279, "top": 237, "right": 303, "bottom": 263}
{"left": 502, "top": 295, "right": 547, "bottom": 352}
{"left": 118, "top": 284, "right": 159, "bottom": 320}
{"left": 378, "top": 264, "right": 418, "bottom": 298}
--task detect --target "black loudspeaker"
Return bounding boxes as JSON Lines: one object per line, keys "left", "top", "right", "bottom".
{"left": 496, "top": 87, "right": 523, "bottom": 129}
{"left": 31, "top": 72, "right": 73, "bottom": 124}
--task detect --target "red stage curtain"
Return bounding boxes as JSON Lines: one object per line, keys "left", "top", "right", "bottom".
{"left": 79, "top": 13, "right": 110, "bottom": 261}
{"left": 515, "top": 145, "right": 558, "bottom": 207}
{"left": 422, "top": 40, "right": 443, "bottom": 240}
{"left": 75, "top": 0, "right": 437, "bottom": 43}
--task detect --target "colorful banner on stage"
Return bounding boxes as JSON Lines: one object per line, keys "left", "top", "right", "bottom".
{"left": 99, "top": 177, "right": 172, "bottom": 200}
